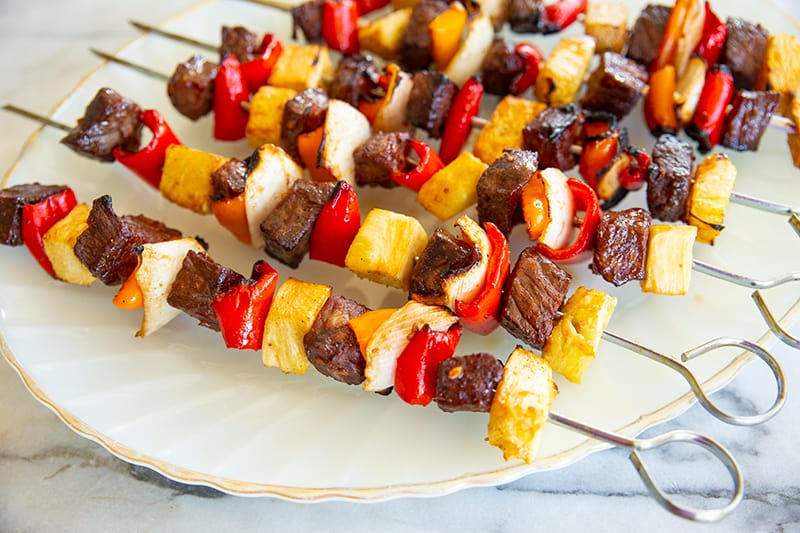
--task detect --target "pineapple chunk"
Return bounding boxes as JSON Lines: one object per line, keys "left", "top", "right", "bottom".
{"left": 685, "top": 153, "right": 737, "bottom": 245}
{"left": 42, "top": 203, "right": 96, "bottom": 286}
{"left": 245, "top": 86, "right": 297, "bottom": 148}
{"left": 345, "top": 208, "right": 428, "bottom": 290}
{"left": 756, "top": 33, "right": 800, "bottom": 115}
{"left": 417, "top": 151, "right": 488, "bottom": 220}
{"left": 787, "top": 92, "right": 800, "bottom": 168}
{"left": 319, "top": 100, "right": 372, "bottom": 184}
{"left": 585, "top": 2, "right": 628, "bottom": 53}
{"left": 262, "top": 278, "right": 332, "bottom": 375}
{"left": 473, "top": 96, "right": 546, "bottom": 165}
{"left": 160, "top": 145, "right": 228, "bottom": 215}
{"left": 641, "top": 224, "right": 698, "bottom": 295}
{"left": 358, "top": 8, "right": 412, "bottom": 60}
{"left": 267, "top": 44, "right": 333, "bottom": 92}
{"left": 444, "top": 12, "right": 494, "bottom": 87}
{"left": 542, "top": 287, "right": 617, "bottom": 384}
{"left": 488, "top": 347, "right": 558, "bottom": 463}
{"left": 535, "top": 36, "right": 596, "bottom": 107}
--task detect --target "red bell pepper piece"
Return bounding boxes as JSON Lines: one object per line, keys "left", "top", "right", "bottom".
{"left": 213, "top": 260, "right": 279, "bottom": 350}
{"left": 391, "top": 139, "right": 444, "bottom": 191}
{"left": 539, "top": 0, "right": 587, "bottom": 34}
{"left": 240, "top": 34, "right": 283, "bottom": 94}
{"left": 21, "top": 187, "right": 77, "bottom": 277}
{"left": 213, "top": 54, "right": 250, "bottom": 141}
{"left": 511, "top": 42, "right": 544, "bottom": 95}
{"left": 693, "top": 2, "right": 727, "bottom": 67}
{"left": 309, "top": 181, "right": 361, "bottom": 267}
{"left": 535, "top": 178, "right": 600, "bottom": 262}
{"left": 439, "top": 76, "right": 484, "bottom": 164}
{"left": 686, "top": 64, "right": 734, "bottom": 153}
{"left": 112, "top": 109, "right": 181, "bottom": 189}
{"left": 619, "top": 146, "right": 651, "bottom": 191}
{"left": 394, "top": 323, "right": 462, "bottom": 406}
{"left": 454, "top": 222, "right": 510, "bottom": 335}
{"left": 356, "top": 0, "right": 389, "bottom": 15}
{"left": 322, "top": 0, "right": 360, "bottom": 56}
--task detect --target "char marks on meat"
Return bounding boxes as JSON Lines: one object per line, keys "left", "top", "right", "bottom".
{"left": 581, "top": 52, "right": 649, "bottom": 118}
{"left": 409, "top": 228, "right": 477, "bottom": 305}
{"left": 60, "top": 87, "right": 142, "bottom": 162}
{"left": 260, "top": 179, "right": 336, "bottom": 268}
{"left": 303, "top": 295, "right": 369, "bottom": 385}
{"left": 74, "top": 195, "right": 182, "bottom": 285}
{"left": 480, "top": 38, "right": 525, "bottom": 96}
{"left": 167, "top": 54, "right": 219, "bottom": 121}
{"left": 500, "top": 247, "right": 571, "bottom": 349}
{"left": 476, "top": 149, "right": 538, "bottom": 236}
{"left": 166, "top": 250, "right": 245, "bottom": 331}
{"left": 281, "top": 88, "right": 330, "bottom": 163}
{"left": 291, "top": 0, "right": 325, "bottom": 43}
{"left": 400, "top": 0, "right": 449, "bottom": 72}
{"left": 0, "top": 184, "right": 69, "bottom": 246}
{"left": 722, "top": 18, "right": 769, "bottom": 90}
{"left": 406, "top": 71, "right": 457, "bottom": 138}
{"left": 522, "top": 104, "right": 583, "bottom": 170}
{"left": 722, "top": 90, "right": 781, "bottom": 151}
{"left": 591, "top": 208, "right": 652, "bottom": 286}
{"left": 507, "top": 0, "right": 544, "bottom": 33}
{"left": 646, "top": 134, "right": 695, "bottom": 221}
{"left": 210, "top": 158, "right": 248, "bottom": 201}
{"left": 436, "top": 353, "right": 504, "bottom": 413}
{"left": 329, "top": 55, "right": 380, "bottom": 108}
{"left": 353, "top": 131, "right": 410, "bottom": 188}
{"left": 626, "top": 4, "right": 671, "bottom": 67}
{"left": 220, "top": 25, "right": 259, "bottom": 63}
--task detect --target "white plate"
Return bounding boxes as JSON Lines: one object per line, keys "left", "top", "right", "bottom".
{"left": 1, "top": 0, "right": 799, "bottom": 500}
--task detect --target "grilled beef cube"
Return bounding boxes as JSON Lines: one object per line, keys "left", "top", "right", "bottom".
{"left": 303, "top": 295, "right": 369, "bottom": 385}
{"left": 167, "top": 54, "right": 219, "bottom": 121}
{"left": 647, "top": 134, "right": 695, "bottom": 222}
{"left": 329, "top": 55, "right": 380, "bottom": 108}
{"left": 436, "top": 353, "right": 504, "bottom": 413}
{"left": 722, "top": 90, "right": 781, "bottom": 151}
{"left": 480, "top": 38, "right": 525, "bottom": 96}
{"left": 522, "top": 104, "right": 583, "bottom": 171}
{"left": 353, "top": 131, "right": 410, "bottom": 188}
{"left": 0, "top": 184, "right": 70, "bottom": 246}
{"left": 409, "top": 228, "right": 476, "bottom": 304}
{"left": 210, "top": 158, "right": 247, "bottom": 201}
{"left": 291, "top": 0, "right": 325, "bottom": 43}
{"left": 74, "top": 195, "right": 182, "bottom": 285}
{"left": 60, "top": 87, "right": 142, "bottom": 162}
{"left": 590, "top": 208, "right": 652, "bottom": 286}
{"left": 501, "top": 247, "right": 571, "bottom": 349}
{"left": 581, "top": 52, "right": 649, "bottom": 118}
{"left": 260, "top": 179, "right": 336, "bottom": 268}
{"left": 476, "top": 149, "right": 538, "bottom": 236}
{"left": 406, "top": 71, "right": 457, "bottom": 138}
{"left": 626, "top": 4, "right": 671, "bottom": 67}
{"left": 220, "top": 25, "right": 259, "bottom": 63}
{"left": 400, "top": 0, "right": 449, "bottom": 72}
{"left": 166, "top": 250, "right": 244, "bottom": 331}
{"left": 722, "top": 18, "right": 769, "bottom": 90}
{"left": 508, "top": 0, "right": 544, "bottom": 33}
{"left": 280, "top": 88, "right": 330, "bottom": 163}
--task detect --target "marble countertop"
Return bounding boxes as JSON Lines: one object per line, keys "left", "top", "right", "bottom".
{"left": 1, "top": 1, "right": 799, "bottom": 531}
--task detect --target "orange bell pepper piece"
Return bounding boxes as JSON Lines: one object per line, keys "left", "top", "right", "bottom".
{"left": 358, "top": 64, "right": 399, "bottom": 124}
{"left": 297, "top": 126, "right": 336, "bottom": 183}
{"left": 644, "top": 65, "right": 679, "bottom": 135}
{"left": 429, "top": 2, "right": 467, "bottom": 70}
{"left": 212, "top": 193, "right": 252, "bottom": 246}
{"left": 521, "top": 172, "right": 550, "bottom": 241}
{"left": 113, "top": 259, "right": 143, "bottom": 310}
{"left": 650, "top": 0, "right": 691, "bottom": 72}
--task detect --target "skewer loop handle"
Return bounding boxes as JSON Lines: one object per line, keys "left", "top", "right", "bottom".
{"left": 752, "top": 290, "right": 800, "bottom": 350}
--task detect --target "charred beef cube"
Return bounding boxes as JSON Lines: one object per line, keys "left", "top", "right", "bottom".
{"left": 647, "top": 134, "right": 695, "bottom": 222}
{"left": 167, "top": 54, "right": 218, "bottom": 121}
{"left": 500, "top": 247, "right": 571, "bottom": 349}
{"left": 74, "top": 195, "right": 182, "bottom": 285}
{"left": 722, "top": 18, "right": 769, "bottom": 90}
{"left": 60, "top": 87, "right": 143, "bottom": 162}
{"left": 626, "top": 4, "right": 671, "bottom": 67}
{"left": 581, "top": 52, "right": 649, "bottom": 118}
{"left": 0, "top": 184, "right": 70, "bottom": 246}
{"left": 260, "top": 179, "right": 336, "bottom": 268}
{"left": 329, "top": 55, "right": 379, "bottom": 108}
{"left": 280, "top": 88, "right": 330, "bottom": 163}
{"left": 522, "top": 104, "right": 583, "bottom": 170}
{"left": 409, "top": 228, "right": 477, "bottom": 305}
{"left": 166, "top": 250, "right": 244, "bottom": 331}
{"left": 590, "top": 208, "right": 652, "bottom": 286}
{"left": 722, "top": 90, "right": 781, "bottom": 151}
{"left": 291, "top": 0, "right": 325, "bottom": 43}
{"left": 210, "top": 158, "right": 248, "bottom": 201}
{"left": 508, "top": 0, "right": 544, "bottom": 33}
{"left": 220, "top": 25, "right": 259, "bottom": 63}
{"left": 406, "top": 71, "right": 457, "bottom": 138}
{"left": 476, "top": 149, "right": 538, "bottom": 236}
{"left": 436, "top": 353, "right": 504, "bottom": 413}
{"left": 400, "top": 0, "right": 449, "bottom": 72}
{"left": 303, "top": 294, "right": 369, "bottom": 385}
{"left": 480, "top": 38, "right": 525, "bottom": 96}
{"left": 353, "top": 131, "right": 410, "bottom": 188}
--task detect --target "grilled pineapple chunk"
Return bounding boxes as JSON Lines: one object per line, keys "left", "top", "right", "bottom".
{"left": 160, "top": 145, "right": 228, "bottom": 215}
{"left": 444, "top": 12, "right": 494, "bottom": 87}
{"left": 262, "top": 278, "right": 332, "bottom": 375}
{"left": 473, "top": 96, "right": 546, "bottom": 165}
{"left": 42, "top": 203, "right": 96, "bottom": 286}
{"left": 535, "top": 36, "right": 596, "bottom": 107}
{"left": 787, "top": 93, "right": 800, "bottom": 168}
{"left": 318, "top": 99, "right": 372, "bottom": 184}
{"left": 267, "top": 44, "right": 333, "bottom": 92}
{"left": 358, "top": 8, "right": 412, "bottom": 60}
{"left": 756, "top": 33, "right": 800, "bottom": 115}
{"left": 245, "top": 86, "right": 297, "bottom": 148}
{"left": 685, "top": 153, "right": 737, "bottom": 245}
{"left": 641, "top": 224, "right": 698, "bottom": 295}
{"left": 417, "top": 151, "right": 488, "bottom": 220}
{"left": 345, "top": 208, "right": 428, "bottom": 290}
{"left": 488, "top": 347, "right": 558, "bottom": 463}
{"left": 542, "top": 287, "right": 617, "bottom": 384}
{"left": 585, "top": 2, "right": 628, "bottom": 53}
